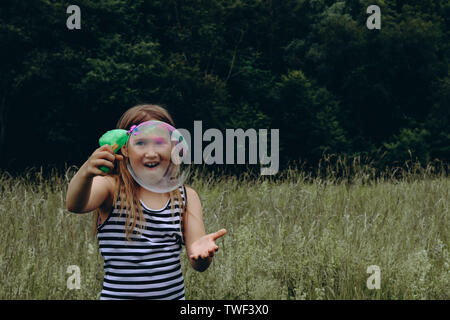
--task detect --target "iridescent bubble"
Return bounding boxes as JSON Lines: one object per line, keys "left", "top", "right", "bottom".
{"left": 126, "top": 120, "right": 190, "bottom": 193}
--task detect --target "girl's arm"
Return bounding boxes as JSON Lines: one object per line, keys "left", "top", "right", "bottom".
{"left": 183, "top": 186, "right": 226, "bottom": 272}
{"left": 66, "top": 145, "right": 121, "bottom": 213}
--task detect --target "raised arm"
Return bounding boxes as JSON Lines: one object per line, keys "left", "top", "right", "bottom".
{"left": 183, "top": 186, "right": 227, "bottom": 272}
{"left": 66, "top": 145, "right": 121, "bottom": 213}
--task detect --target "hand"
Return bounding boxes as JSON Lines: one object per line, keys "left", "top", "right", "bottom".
{"left": 189, "top": 229, "right": 227, "bottom": 261}
{"left": 82, "top": 145, "right": 124, "bottom": 178}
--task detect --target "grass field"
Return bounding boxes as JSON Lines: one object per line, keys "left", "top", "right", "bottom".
{"left": 0, "top": 160, "right": 449, "bottom": 300}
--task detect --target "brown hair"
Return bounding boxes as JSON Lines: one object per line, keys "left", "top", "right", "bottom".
{"left": 94, "top": 104, "right": 186, "bottom": 240}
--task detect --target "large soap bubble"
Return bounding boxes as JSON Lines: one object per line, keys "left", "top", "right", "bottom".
{"left": 126, "top": 120, "right": 190, "bottom": 193}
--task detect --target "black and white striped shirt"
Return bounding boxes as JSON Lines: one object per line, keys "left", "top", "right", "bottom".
{"left": 97, "top": 186, "right": 186, "bottom": 300}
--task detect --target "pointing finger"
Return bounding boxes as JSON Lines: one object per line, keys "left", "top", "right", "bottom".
{"left": 211, "top": 229, "right": 227, "bottom": 241}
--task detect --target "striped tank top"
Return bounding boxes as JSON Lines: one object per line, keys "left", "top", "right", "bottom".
{"left": 97, "top": 186, "right": 186, "bottom": 300}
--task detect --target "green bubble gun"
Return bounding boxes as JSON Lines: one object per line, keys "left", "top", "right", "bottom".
{"left": 98, "top": 129, "right": 129, "bottom": 173}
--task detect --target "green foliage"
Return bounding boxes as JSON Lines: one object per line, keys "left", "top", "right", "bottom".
{"left": 272, "top": 70, "right": 348, "bottom": 163}
{"left": 425, "top": 73, "right": 450, "bottom": 161}
{"left": 382, "top": 128, "right": 431, "bottom": 166}
{"left": 0, "top": 0, "right": 448, "bottom": 171}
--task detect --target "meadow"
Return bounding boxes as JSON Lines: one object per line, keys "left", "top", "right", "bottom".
{"left": 0, "top": 159, "right": 449, "bottom": 299}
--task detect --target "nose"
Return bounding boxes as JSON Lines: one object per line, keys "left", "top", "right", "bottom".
{"left": 144, "top": 148, "right": 158, "bottom": 158}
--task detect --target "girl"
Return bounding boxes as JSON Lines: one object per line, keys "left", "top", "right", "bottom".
{"left": 66, "top": 104, "right": 226, "bottom": 300}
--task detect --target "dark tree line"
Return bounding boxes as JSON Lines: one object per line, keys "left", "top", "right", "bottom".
{"left": 1, "top": 0, "right": 449, "bottom": 175}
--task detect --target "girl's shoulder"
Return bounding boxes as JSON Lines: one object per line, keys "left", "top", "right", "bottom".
{"left": 183, "top": 185, "right": 201, "bottom": 207}
{"left": 97, "top": 175, "right": 118, "bottom": 217}
{"left": 183, "top": 184, "right": 195, "bottom": 195}
{"left": 103, "top": 174, "right": 119, "bottom": 194}
{"left": 91, "top": 174, "right": 118, "bottom": 198}
{"left": 96, "top": 174, "right": 119, "bottom": 205}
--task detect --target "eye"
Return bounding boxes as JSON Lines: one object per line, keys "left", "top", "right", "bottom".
{"left": 134, "top": 140, "right": 145, "bottom": 146}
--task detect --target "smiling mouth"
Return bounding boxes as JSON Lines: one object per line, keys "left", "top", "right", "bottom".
{"left": 144, "top": 162, "right": 160, "bottom": 169}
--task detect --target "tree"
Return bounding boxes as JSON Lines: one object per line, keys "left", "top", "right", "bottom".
{"left": 271, "top": 70, "right": 348, "bottom": 165}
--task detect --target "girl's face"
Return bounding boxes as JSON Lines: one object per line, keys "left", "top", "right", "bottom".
{"left": 122, "top": 122, "right": 172, "bottom": 185}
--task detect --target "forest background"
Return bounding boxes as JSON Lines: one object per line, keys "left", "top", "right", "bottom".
{"left": 0, "top": 0, "right": 449, "bottom": 174}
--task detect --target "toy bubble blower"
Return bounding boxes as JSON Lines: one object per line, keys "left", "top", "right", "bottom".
{"left": 98, "top": 129, "right": 129, "bottom": 173}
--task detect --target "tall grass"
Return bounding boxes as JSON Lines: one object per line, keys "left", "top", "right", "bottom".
{"left": 0, "top": 159, "right": 449, "bottom": 299}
